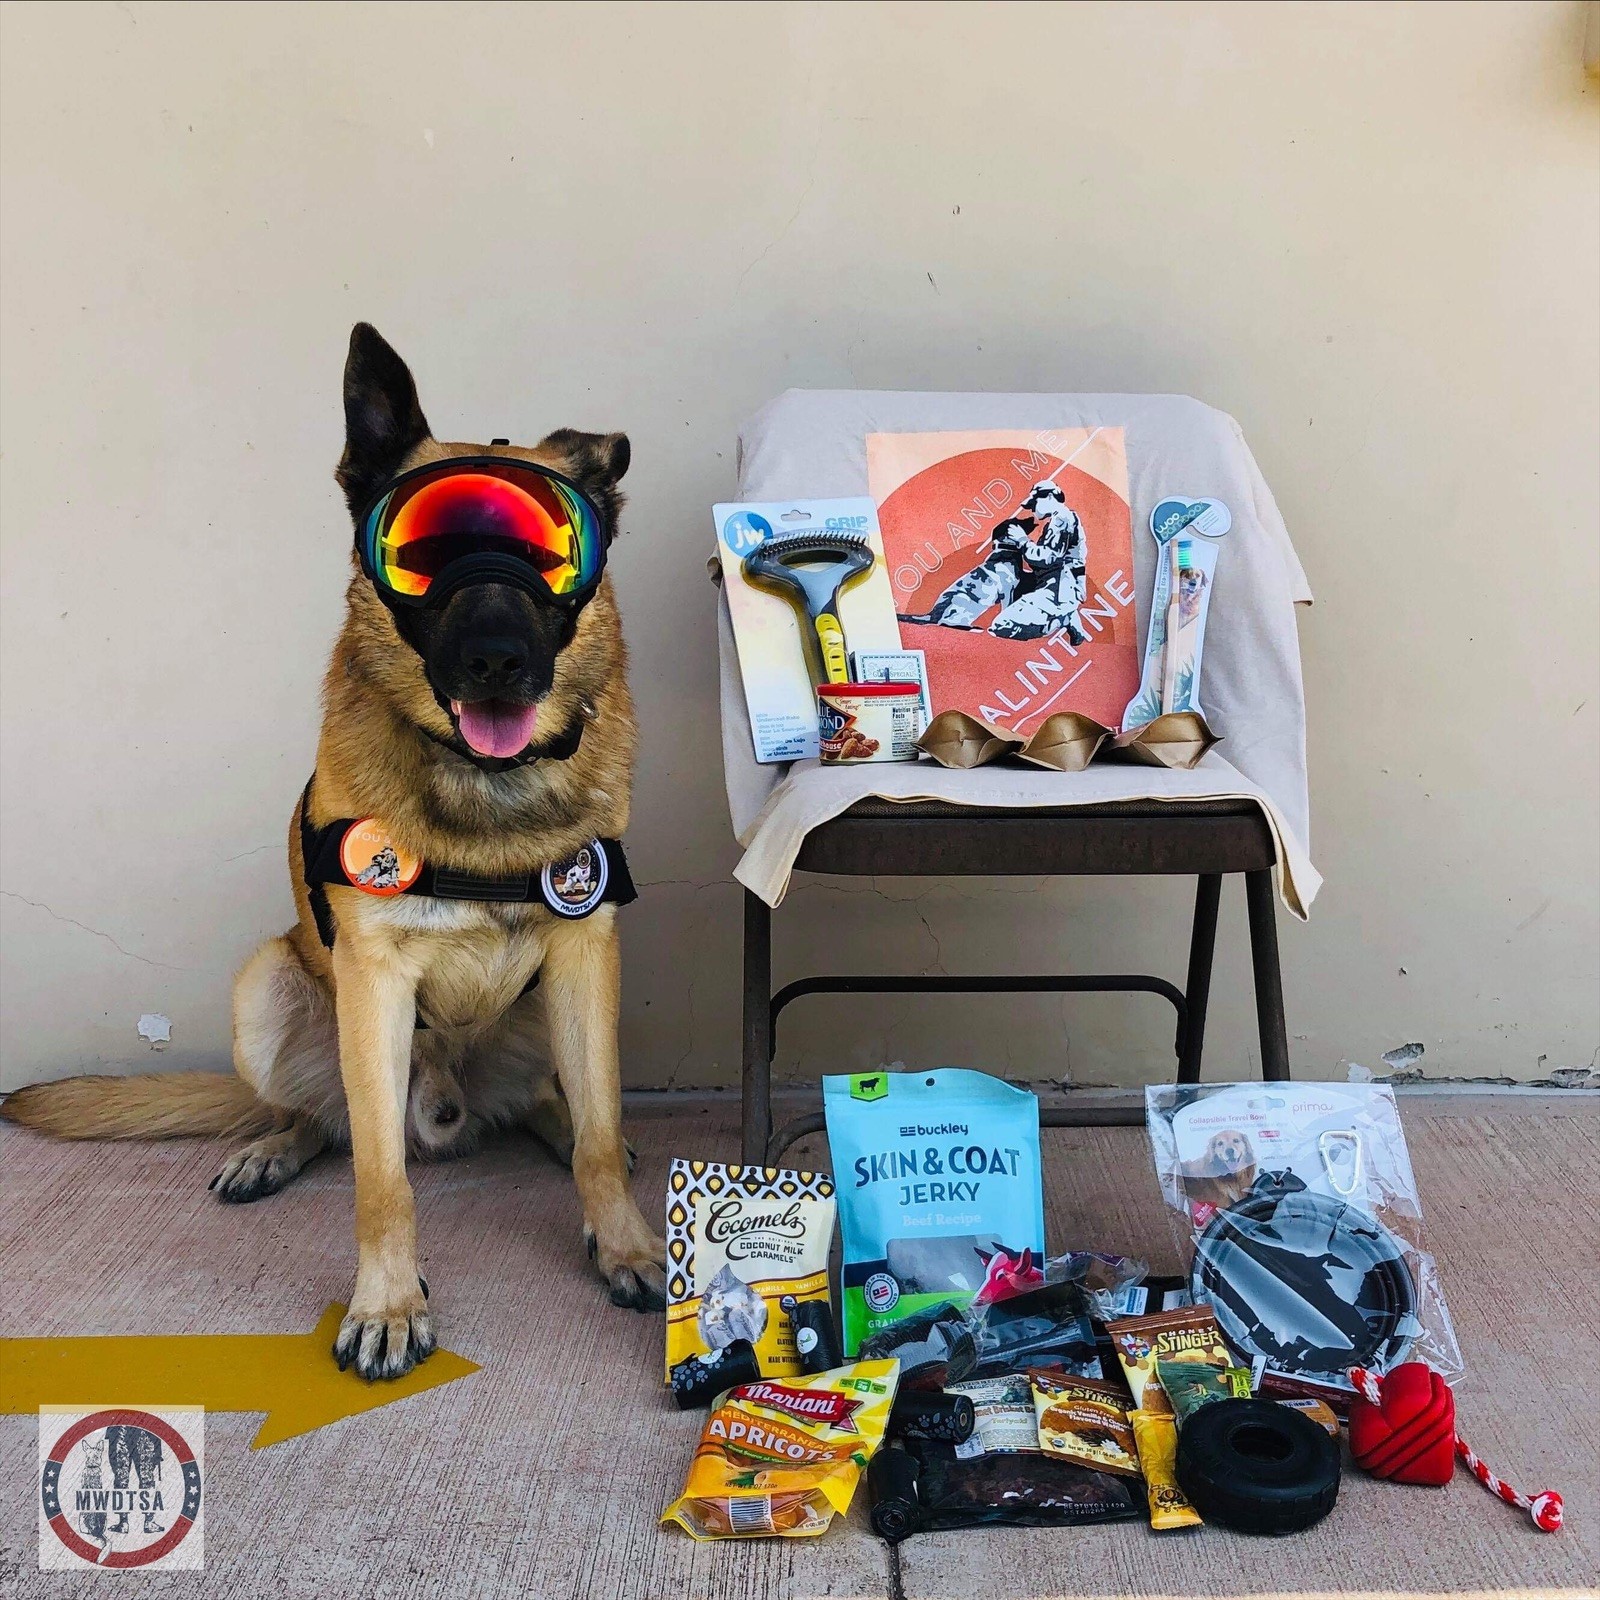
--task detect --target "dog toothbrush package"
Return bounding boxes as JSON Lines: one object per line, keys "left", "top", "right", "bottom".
{"left": 665, "top": 1160, "right": 837, "bottom": 1382}
{"left": 1121, "top": 496, "right": 1230, "bottom": 731}
{"left": 1144, "top": 1082, "right": 1463, "bottom": 1396}
{"left": 824, "top": 1068, "right": 1045, "bottom": 1356}
{"left": 713, "top": 499, "right": 902, "bottom": 763}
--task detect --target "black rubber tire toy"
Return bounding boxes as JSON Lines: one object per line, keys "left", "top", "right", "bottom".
{"left": 1175, "top": 1399, "right": 1341, "bottom": 1535}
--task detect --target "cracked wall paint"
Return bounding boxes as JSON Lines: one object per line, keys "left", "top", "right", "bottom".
{"left": 137, "top": 1013, "right": 172, "bottom": 1050}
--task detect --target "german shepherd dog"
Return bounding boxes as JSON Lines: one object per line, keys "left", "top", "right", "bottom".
{"left": 2, "top": 325, "right": 666, "bottom": 1378}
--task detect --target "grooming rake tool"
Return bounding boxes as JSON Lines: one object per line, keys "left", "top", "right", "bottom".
{"left": 741, "top": 530, "right": 876, "bottom": 686}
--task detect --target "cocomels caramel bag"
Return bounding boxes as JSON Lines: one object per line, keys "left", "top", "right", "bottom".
{"left": 662, "top": 1361, "right": 900, "bottom": 1540}
{"left": 665, "top": 1160, "right": 836, "bottom": 1380}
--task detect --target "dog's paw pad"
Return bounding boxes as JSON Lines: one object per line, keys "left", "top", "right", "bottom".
{"left": 211, "top": 1152, "right": 291, "bottom": 1205}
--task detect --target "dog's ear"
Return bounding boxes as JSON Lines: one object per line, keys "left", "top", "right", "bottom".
{"left": 336, "top": 323, "right": 432, "bottom": 519}
{"left": 538, "top": 428, "right": 630, "bottom": 541}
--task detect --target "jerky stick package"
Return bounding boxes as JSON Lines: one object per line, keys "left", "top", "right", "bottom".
{"left": 1278, "top": 1395, "right": 1340, "bottom": 1437}
{"left": 1108, "top": 1305, "right": 1231, "bottom": 1416}
{"left": 665, "top": 1160, "right": 836, "bottom": 1381}
{"left": 1029, "top": 1370, "right": 1140, "bottom": 1477}
{"left": 662, "top": 1360, "right": 900, "bottom": 1540}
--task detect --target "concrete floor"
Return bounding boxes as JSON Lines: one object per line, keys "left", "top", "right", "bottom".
{"left": 2, "top": 1097, "right": 1596, "bottom": 1599}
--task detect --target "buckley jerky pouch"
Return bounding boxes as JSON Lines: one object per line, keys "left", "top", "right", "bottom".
{"left": 825, "top": 1069, "right": 1044, "bottom": 1355}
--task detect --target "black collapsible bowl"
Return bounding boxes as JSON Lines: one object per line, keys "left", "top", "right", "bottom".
{"left": 1190, "top": 1183, "right": 1418, "bottom": 1382}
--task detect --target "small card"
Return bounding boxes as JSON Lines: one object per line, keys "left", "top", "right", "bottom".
{"left": 853, "top": 648, "right": 932, "bottom": 719}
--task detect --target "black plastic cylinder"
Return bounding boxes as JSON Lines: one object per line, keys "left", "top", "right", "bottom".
{"left": 887, "top": 1388, "right": 976, "bottom": 1444}
{"left": 669, "top": 1339, "right": 761, "bottom": 1410}
{"left": 868, "top": 1446, "right": 923, "bottom": 1543}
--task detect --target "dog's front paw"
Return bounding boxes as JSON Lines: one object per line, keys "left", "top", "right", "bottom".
{"left": 583, "top": 1222, "right": 667, "bottom": 1312}
{"left": 333, "top": 1280, "right": 435, "bottom": 1381}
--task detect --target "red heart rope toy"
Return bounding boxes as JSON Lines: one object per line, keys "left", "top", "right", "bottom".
{"left": 1348, "top": 1365, "right": 1563, "bottom": 1532}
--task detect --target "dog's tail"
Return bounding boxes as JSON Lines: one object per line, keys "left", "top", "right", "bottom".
{"left": 0, "top": 1073, "right": 276, "bottom": 1141}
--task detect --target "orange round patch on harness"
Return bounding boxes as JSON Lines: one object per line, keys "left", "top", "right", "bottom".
{"left": 339, "top": 819, "right": 422, "bottom": 896}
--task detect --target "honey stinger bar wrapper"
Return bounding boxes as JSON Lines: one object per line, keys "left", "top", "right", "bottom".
{"left": 1108, "top": 1304, "right": 1231, "bottom": 1416}
{"left": 1129, "top": 1410, "right": 1203, "bottom": 1532}
{"left": 663, "top": 1360, "right": 901, "bottom": 1540}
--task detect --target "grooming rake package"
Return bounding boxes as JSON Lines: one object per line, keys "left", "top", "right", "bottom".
{"left": 714, "top": 499, "right": 903, "bottom": 762}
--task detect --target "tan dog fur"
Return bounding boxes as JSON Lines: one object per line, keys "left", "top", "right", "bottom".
{"left": 3, "top": 326, "right": 665, "bottom": 1379}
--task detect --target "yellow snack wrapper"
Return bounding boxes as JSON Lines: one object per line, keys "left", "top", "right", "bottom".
{"left": 1030, "top": 1369, "right": 1141, "bottom": 1477}
{"left": 662, "top": 1360, "right": 900, "bottom": 1540}
{"left": 1129, "top": 1409, "right": 1203, "bottom": 1531}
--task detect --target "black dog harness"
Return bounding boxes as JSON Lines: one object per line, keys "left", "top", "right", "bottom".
{"left": 298, "top": 781, "right": 636, "bottom": 954}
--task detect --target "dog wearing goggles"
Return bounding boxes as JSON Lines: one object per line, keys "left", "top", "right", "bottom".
{"left": 2, "top": 325, "right": 666, "bottom": 1378}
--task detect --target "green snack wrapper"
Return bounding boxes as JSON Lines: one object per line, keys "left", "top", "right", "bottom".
{"left": 1157, "top": 1358, "right": 1251, "bottom": 1427}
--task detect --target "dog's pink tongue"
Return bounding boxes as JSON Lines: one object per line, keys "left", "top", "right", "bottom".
{"left": 454, "top": 699, "right": 541, "bottom": 759}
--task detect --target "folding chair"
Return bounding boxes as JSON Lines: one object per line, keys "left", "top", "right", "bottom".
{"left": 721, "top": 390, "right": 1317, "bottom": 1166}
{"left": 741, "top": 798, "right": 1286, "bottom": 1164}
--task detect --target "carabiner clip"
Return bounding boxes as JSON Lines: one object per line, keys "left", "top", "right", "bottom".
{"left": 1319, "top": 1129, "right": 1362, "bottom": 1197}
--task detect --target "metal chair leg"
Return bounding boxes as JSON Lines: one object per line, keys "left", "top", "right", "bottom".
{"left": 1245, "top": 869, "right": 1291, "bottom": 1081}
{"left": 741, "top": 889, "right": 773, "bottom": 1164}
{"left": 1178, "top": 874, "right": 1222, "bottom": 1082}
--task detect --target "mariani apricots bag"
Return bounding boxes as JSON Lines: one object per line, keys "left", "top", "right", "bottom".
{"left": 662, "top": 1360, "right": 901, "bottom": 1540}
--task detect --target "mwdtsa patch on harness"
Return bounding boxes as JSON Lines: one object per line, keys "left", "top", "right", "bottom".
{"left": 39, "top": 1406, "right": 204, "bottom": 1571}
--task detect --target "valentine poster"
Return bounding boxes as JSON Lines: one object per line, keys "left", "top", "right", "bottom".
{"left": 867, "top": 427, "right": 1141, "bottom": 735}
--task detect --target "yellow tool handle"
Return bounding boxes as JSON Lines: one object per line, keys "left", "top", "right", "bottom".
{"left": 814, "top": 613, "right": 850, "bottom": 684}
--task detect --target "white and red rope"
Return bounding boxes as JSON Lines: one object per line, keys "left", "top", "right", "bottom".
{"left": 1348, "top": 1367, "right": 1563, "bottom": 1533}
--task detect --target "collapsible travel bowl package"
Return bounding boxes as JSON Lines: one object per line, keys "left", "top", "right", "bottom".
{"left": 825, "top": 1069, "right": 1046, "bottom": 1356}
{"left": 1144, "top": 1082, "right": 1463, "bottom": 1399}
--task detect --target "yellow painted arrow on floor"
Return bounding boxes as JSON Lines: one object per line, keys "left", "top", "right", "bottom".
{"left": 0, "top": 1305, "right": 479, "bottom": 1449}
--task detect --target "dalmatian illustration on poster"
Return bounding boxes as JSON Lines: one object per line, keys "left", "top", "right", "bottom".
{"left": 868, "top": 427, "right": 1140, "bottom": 736}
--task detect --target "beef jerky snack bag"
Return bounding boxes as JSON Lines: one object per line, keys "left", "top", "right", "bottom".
{"left": 1029, "top": 1370, "right": 1141, "bottom": 1477}
{"left": 662, "top": 1359, "right": 900, "bottom": 1540}
{"left": 877, "top": 1436, "right": 1143, "bottom": 1536}
{"left": 1108, "top": 1304, "right": 1231, "bottom": 1416}
{"left": 665, "top": 1160, "right": 836, "bottom": 1381}
{"left": 825, "top": 1069, "right": 1044, "bottom": 1355}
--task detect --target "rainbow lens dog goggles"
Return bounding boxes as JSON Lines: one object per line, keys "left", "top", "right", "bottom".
{"left": 356, "top": 457, "right": 607, "bottom": 609}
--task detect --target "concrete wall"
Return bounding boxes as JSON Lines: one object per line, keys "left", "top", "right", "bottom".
{"left": 2, "top": 1, "right": 1596, "bottom": 1093}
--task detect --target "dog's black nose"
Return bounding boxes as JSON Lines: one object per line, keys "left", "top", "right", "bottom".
{"left": 460, "top": 636, "right": 526, "bottom": 689}
{"left": 433, "top": 1101, "right": 461, "bottom": 1126}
